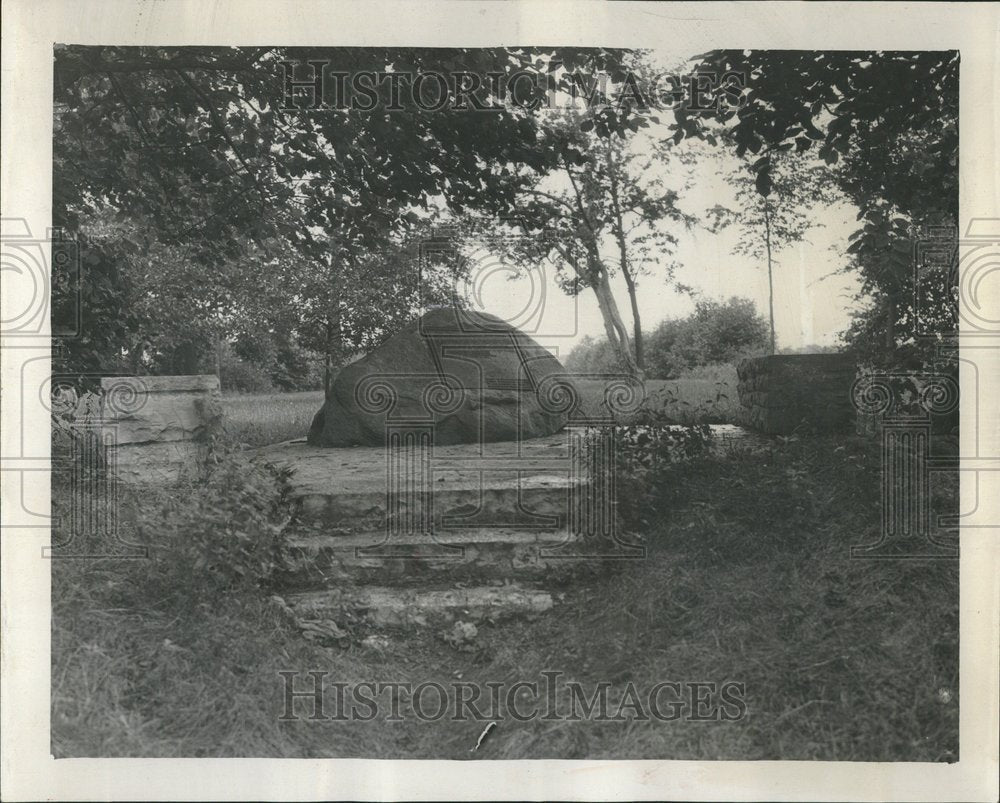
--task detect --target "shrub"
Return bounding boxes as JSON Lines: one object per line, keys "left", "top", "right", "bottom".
{"left": 584, "top": 411, "right": 712, "bottom": 530}
{"left": 134, "top": 451, "right": 291, "bottom": 606}
{"left": 645, "top": 297, "right": 769, "bottom": 379}
{"left": 563, "top": 335, "right": 629, "bottom": 375}
{"left": 564, "top": 297, "right": 769, "bottom": 380}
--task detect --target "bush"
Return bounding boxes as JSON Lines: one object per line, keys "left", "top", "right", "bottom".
{"left": 584, "top": 411, "right": 712, "bottom": 530}
{"left": 564, "top": 297, "right": 769, "bottom": 380}
{"left": 134, "top": 452, "right": 291, "bottom": 606}
{"left": 563, "top": 335, "right": 629, "bottom": 375}
{"left": 645, "top": 297, "right": 769, "bottom": 379}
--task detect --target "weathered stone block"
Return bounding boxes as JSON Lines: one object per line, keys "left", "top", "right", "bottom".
{"left": 100, "top": 375, "right": 221, "bottom": 484}
{"left": 735, "top": 354, "right": 856, "bottom": 436}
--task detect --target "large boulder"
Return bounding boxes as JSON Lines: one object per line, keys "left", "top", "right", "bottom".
{"left": 308, "top": 308, "right": 578, "bottom": 446}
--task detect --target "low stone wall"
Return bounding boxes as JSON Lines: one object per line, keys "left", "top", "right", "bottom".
{"left": 100, "top": 375, "right": 222, "bottom": 484}
{"left": 736, "top": 354, "right": 856, "bottom": 436}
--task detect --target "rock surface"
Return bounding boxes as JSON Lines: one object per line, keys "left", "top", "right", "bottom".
{"left": 736, "top": 354, "right": 856, "bottom": 436}
{"left": 286, "top": 584, "right": 555, "bottom": 628}
{"left": 100, "top": 374, "right": 221, "bottom": 483}
{"left": 308, "top": 307, "right": 577, "bottom": 446}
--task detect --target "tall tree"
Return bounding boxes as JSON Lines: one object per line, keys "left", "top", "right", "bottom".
{"left": 485, "top": 110, "right": 688, "bottom": 376}
{"left": 671, "top": 50, "right": 959, "bottom": 362}
{"left": 52, "top": 45, "right": 639, "bottom": 373}
{"left": 602, "top": 134, "right": 694, "bottom": 370}
{"left": 706, "top": 151, "right": 843, "bottom": 353}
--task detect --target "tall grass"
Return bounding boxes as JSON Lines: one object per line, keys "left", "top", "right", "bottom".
{"left": 644, "top": 363, "right": 738, "bottom": 424}
{"left": 222, "top": 390, "right": 323, "bottom": 447}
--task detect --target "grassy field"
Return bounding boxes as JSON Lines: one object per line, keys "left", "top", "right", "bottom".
{"left": 222, "top": 389, "right": 324, "bottom": 446}
{"left": 221, "top": 365, "right": 739, "bottom": 448}
{"left": 51, "top": 417, "right": 959, "bottom": 759}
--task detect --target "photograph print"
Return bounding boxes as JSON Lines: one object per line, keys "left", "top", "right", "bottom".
{"left": 46, "top": 43, "right": 962, "bottom": 763}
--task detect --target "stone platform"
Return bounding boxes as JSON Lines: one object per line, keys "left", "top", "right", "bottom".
{"left": 258, "top": 424, "right": 760, "bottom": 529}
{"left": 257, "top": 425, "right": 759, "bottom": 636}
{"left": 257, "top": 431, "right": 586, "bottom": 530}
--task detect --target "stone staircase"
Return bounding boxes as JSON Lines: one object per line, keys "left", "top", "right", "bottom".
{"left": 258, "top": 425, "right": 762, "bottom": 637}
{"left": 258, "top": 431, "right": 637, "bottom": 636}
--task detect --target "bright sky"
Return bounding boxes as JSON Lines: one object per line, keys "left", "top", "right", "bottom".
{"left": 460, "top": 143, "right": 862, "bottom": 362}
{"left": 454, "top": 49, "right": 863, "bottom": 361}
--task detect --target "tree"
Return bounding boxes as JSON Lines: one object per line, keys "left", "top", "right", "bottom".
{"left": 290, "top": 225, "right": 469, "bottom": 394}
{"left": 563, "top": 334, "right": 629, "bottom": 375}
{"left": 670, "top": 50, "right": 958, "bottom": 362}
{"left": 645, "top": 297, "right": 769, "bottom": 378}
{"left": 52, "top": 45, "right": 640, "bottom": 375}
{"left": 486, "top": 108, "right": 688, "bottom": 377}
{"left": 565, "top": 297, "right": 769, "bottom": 379}
{"left": 603, "top": 134, "right": 694, "bottom": 370}
{"left": 706, "top": 150, "right": 842, "bottom": 353}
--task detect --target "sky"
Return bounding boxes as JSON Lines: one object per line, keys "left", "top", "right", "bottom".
{"left": 455, "top": 126, "right": 863, "bottom": 364}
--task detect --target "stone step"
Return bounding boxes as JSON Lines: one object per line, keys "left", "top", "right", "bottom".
{"left": 278, "top": 527, "right": 641, "bottom": 588}
{"left": 259, "top": 433, "right": 595, "bottom": 530}
{"left": 282, "top": 583, "right": 556, "bottom": 630}
{"left": 299, "top": 471, "right": 581, "bottom": 530}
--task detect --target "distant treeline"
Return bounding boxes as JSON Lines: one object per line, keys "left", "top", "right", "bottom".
{"left": 564, "top": 296, "right": 837, "bottom": 379}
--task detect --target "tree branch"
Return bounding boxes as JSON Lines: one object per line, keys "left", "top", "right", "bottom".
{"left": 174, "top": 69, "right": 270, "bottom": 203}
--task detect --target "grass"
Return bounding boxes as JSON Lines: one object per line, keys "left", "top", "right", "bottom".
{"left": 222, "top": 390, "right": 323, "bottom": 447}
{"left": 51, "top": 431, "right": 959, "bottom": 759}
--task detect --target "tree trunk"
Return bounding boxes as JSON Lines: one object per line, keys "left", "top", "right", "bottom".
{"left": 324, "top": 348, "right": 335, "bottom": 398}
{"left": 606, "top": 140, "right": 645, "bottom": 371}
{"left": 621, "top": 268, "right": 644, "bottom": 371}
{"left": 214, "top": 333, "right": 222, "bottom": 390}
{"left": 885, "top": 295, "right": 896, "bottom": 353}
{"left": 589, "top": 253, "right": 639, "bottom": 376}
{"left": 324, "top": 263, "right": 344, "bottom": 399}
{"left": 559, "top": 150, "right": 639, "bottom": 378}
{"left": 323, "top": 313, "right": 342, "bottom": 399}
{"left": 764, "top": 201, "right": 776, "bottom": 354}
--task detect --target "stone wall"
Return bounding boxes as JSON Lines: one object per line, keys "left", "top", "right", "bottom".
{"left": 100, "top": 375, "right": 222, "bottom": 484}
{"left": 736, "top": 354, "right": 856, "bottom": 436}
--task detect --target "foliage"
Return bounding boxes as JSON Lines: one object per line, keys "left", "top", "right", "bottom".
{"left": 133, "top": 454, "right": 292, "bottom": 605}
{"left": 50, "top": 388, "right": 105, "bottom": 480}
{"left": 51, "top": 230, "right": 142, "bottom": 373}
{"left": 707, "top": 152, "right": 841, "bottom": 263}
{"left": 641, "top": 374, "right": 735, "bottom": 425}
{"left": 672, "top": 50, "right": 959, "bottom": 361}
{"left": 269, "top": 333, "right": 325, "bottom": 391}
{"left": 646, "top": 297, "right": 769, "bottom": 377}
{"left": 563, "top": 335, "right": 629, "bottom": 375}
{"left": 52, "top": 45, "right": 637, "bottom": 376}
{"left": 615, "top": 417, "right": 712, "bottom": 477}
{"left": 52, "top": 435, "right": 958, "bottom": 760}
{"left": 218, "top": 342, "right": 277, "bottom": 393}
{"left": 611, "top": 419, "right": 712, "bottom": 530}
{"left": 706, "top": 150, "right": 844, "bottom": 352}
{"left": 566, "top": 297, "right": 768, "bottom": 380}
{"left": 485, "top": 105, "right": 690, "bottom": 375}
